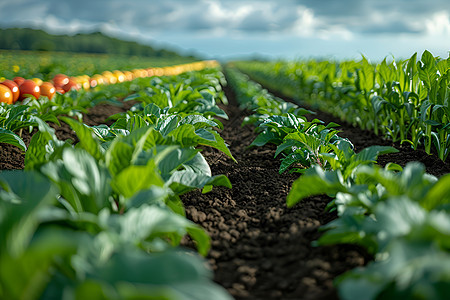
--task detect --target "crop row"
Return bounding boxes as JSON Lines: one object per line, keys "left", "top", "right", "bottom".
{"left": 0, "top": 61, "right": 219, "bottom": 152}
{"left": 1, "top": 60, "right": 219, "bottom": 103}
{"left": 225, "top": 66, "right": 450, "bottom": 300}
{"left": 0, "top": 50, "right": 197, "bottom": 81}
{"left": 0, "top": 67, "right": 234, "bottom": 299}
{"left": 233, "top": 51, "right": 450, "bottom": 161}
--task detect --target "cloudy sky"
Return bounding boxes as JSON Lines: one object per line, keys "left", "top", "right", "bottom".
{"left": 0, "top": 0, "right": 449, "bottom": 61}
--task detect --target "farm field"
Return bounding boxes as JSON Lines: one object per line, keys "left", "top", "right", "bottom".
{"left": 0, "top": 50, "right": 197, "bottom": 81}
{"left": 1, "top": 50, "right": 450, "bottom": 300}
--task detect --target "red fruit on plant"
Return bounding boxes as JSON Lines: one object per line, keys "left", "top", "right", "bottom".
{"left": 19, "top": 80, "right": 40, "bottom": 100}
{"left": 62, "top": 78, "right": 80, "bottom": 92}
{"left": 0, "top": 84, "right": 13, "bottom": 104}
{"left": 52, "top": 74, "right": 69, "bottom": 88}
{"left": 13, "top": 76, "right": 25, "bottom": 86}
{"left": 40, "top": 82, "right": 56, "bottom": 100}
{"left": 0, "top": 80, "right": 20, "bottom": 103}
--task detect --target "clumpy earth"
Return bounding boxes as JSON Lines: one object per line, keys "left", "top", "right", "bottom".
{"left": 1, "top": 77, "right": 449, "bottom": 300}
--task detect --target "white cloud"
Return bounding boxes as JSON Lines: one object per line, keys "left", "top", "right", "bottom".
{"left": 291, "top": 7, "right": 353, "bottom": 40}
{"left": 0, "top": 0, "right": 449, "bottom": 60}
{"left": 425, "top": 11, "right": 450, "bottom": 36}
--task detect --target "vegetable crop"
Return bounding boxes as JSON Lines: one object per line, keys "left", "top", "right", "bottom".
{"left": 0, "top": 65, "right": 234, "bottom": 300}
{"left": 234, "top": 50, "right": 450, "bottom": 161}
{"left": 226, "top": 65, "right": 450, "bottom": 300}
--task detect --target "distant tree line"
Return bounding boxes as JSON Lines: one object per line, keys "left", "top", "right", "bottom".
{"left": 0, "top": 28, "right": 191, "bottom": 58}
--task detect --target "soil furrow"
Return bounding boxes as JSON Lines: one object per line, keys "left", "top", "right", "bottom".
{"left": 181, "top": 84, "right": 368, "bottom": 300}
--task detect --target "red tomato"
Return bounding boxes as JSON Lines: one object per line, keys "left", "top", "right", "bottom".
{"left": 0, "top": 80, "right": 20, "bottom": 103}
{"left": 13, "top": 76, "right": 25, "bottom": 86}
{"left": 19, "top": 80, "right": 40, "bottom": 100}
{"left": 0, "top": 84, "right": 13, "bottom": 104}
{"left": 52, "top": 74, "right": 69, "bottom": 88}
{"left": 40, "top": 82, "right": 56, "bottom": 100}
{"left": 62, "top": 78, "right": 80, "bottom": 92}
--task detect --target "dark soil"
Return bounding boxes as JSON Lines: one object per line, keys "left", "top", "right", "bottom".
{"left": 181, "top": 90, "right": 368, "bottom": 299}
{"left": 1, "top": 77, "right": 448, "bottom": 300}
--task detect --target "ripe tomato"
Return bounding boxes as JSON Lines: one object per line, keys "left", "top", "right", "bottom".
{"left": 62, "top": 78, "right": 80, "bottom": 92}
{"left": 40, "top": 82, "right": 56, "bottom": 100}
{"left": 13, "top": 76, "right": 25, "bottom": 86}
{"left": 0, "top": 84, "right": 13, "bottom": 104}
{"left": 0, "top": 80, "right": 20, "bottom": 103}
{"left": 52, "top": 74, "right": 69, "bottom": 88}
{"left": 19, "top": 80, "right": 40, "bottom": 100}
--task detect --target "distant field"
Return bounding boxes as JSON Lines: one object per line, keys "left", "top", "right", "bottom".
{"left": 0, "top": 50, "right": 198, "bottom": 81}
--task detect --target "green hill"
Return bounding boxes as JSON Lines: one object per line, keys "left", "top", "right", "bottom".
{"left": 0, "top": 28, "right": 192, "bottom": 59}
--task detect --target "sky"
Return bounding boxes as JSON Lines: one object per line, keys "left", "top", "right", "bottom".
{"left": 0, "top": 0, "right": 449, "bottom": 61}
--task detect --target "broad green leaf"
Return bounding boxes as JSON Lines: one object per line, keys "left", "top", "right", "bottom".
{"left": 371, "top": 96, "right": 388, "bottom": 115}
{"left": 336, "top": 240, "right": 450, "bottom": 300}
{"left": 3, "top": 105, "right": 28, "bottom": 129}
{"left": 279, "top": 152, "right": 309, "bottom": 174}
{"left": 158, "top": 147, "right": 200, "bottom": 178}
{"left": 157, "top": 115, "right": 179, "bottom": 137}
{"left": 167, "top": 170, "right": 231, "bottom": 195}
{"left": 287, "top": 166, "right": 346, "bottom": 207}
{"left": 168, "top": 124, "right": 235, "bottom": 161}
{"left": 106, "top": 140, "right": 134, "bottom": 177}
{"left": 1, "top": 228, "right": 84, "bottom": 300}
{"left": 274, "top": 139, "right": 302, "bottom": 158}
{"left": 126, "top": 186, "right": 170, "bottom": 209}
{"left": 353, "top": 146, "right": 399, "bottom": 163}
{"left": 178, "top": 114, "right": 218, "bottom": 130}
{"left": 41, "top": 148, "right": 112, "bottom": 214}
{"left": 166, "top": 124, "right": 198, "bottom": 147}
{"left": 107, "top": 205, "right": 210, "bottom": 255}
{"left": 24, "top": 130, "right": 63, "bottom": 170}
{"left": 418, "top": 50, "right": 439, "bottom": 91}
{"left": 60, "top": 116, "right": 104, "bottom": 161}
{"left": 182, "top": 152, "right": 212, "bottom": 176}
{"left": 357, "top": 56, "right": 375, "bottom": 93}
{"left": 143, "top": 103, "right": 161, "bottom": 119}
{"left": 0, "top": 128, "right": 27, "bottom": 151}
{"left": 316, "top": 211, "right": 377, "bottom": 252}
{"left": 422, "top": 173, "right": 450, "bottom": 210}
{"left": 250, "top": 130, "right": 279, "bottom": 147}
{"left": 106, "top": 127, "right": 161, "bottom": 176}
{"left": 85, "top": 249, "right": 233, "bottom": 300}
{"left": 0, "top": 170, "right": 56, "bottom": 255}
{"left": 128, "top": 114, "right": 148, "bottom": 131}
{"left": 111, "top": 162, "right": 164, "bottom": 198}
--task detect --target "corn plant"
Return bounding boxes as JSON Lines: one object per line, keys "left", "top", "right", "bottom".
{"left": 234, "top": 50, "right": 450, "bottom": 161}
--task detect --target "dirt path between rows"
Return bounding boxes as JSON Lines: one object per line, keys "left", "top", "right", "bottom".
{"left": 181, "top": 84, "right": 369, "bottom": 300}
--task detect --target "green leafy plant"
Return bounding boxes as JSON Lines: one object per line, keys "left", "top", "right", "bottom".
{"left": 0, "top": 170, "right": 232, "bottom": 300}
